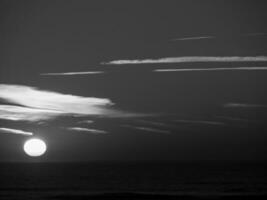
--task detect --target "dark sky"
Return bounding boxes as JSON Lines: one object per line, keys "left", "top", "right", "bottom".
{"left": 0, "top": 0, "right": 267, "bottom": 162}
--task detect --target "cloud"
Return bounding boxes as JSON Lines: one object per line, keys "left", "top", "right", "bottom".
{"left": 0, "top": 84, "right": 140, "bottom": 122}
{"left": 103, "top": 56, "right": 267, "bottom": 65}
{"left": 154, "top": 66, "right": 267, "bottom": 72}
{"left": 122, "top": 125, "right": 170, "bottom": 134}
{"left": 0, "top": 105, "right": 65, "bottom": 121}
{"left": 41, "top": 71, "right": 104, "bottom": 76}
{"left": 66, "top": 127, "right": 108, "bottom": 134}
{"left": 137, "top": 120, "right": 168, "bottom": 127}
{"left": 0, "top": 84, "right": 112, "bottom": 121}
{"left": 0, "top": 127, "right": 33, "bottom": 136}
{"left": 172, "top": 33, "right": 267, "bottom": 41}
{"left": 0, "top": 84, "right": 112, "bottom": 114}
{"left": 224, "top": 103, "right": 267, "bottom": 108}
{"left": 172, "top": 36, "right": 215, "bottom": 41}
{"left": 98, "top": 111, "right": 151, "bottom": 118}
{"left": 174, "top": 120, "right": 225, "bottom": 126}
{"left": 78, "top": 120, "right": 94, "bottom": 124}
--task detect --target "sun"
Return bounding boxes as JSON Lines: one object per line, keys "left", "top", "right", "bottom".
{"left": 23, "top": 138, "right": 47, "bottom": 157}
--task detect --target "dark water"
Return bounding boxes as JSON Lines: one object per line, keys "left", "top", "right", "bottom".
{"left": 0, "top": 162, "right": 266, "bottom": 199}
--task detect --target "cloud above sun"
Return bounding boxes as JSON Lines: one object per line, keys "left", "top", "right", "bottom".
{"left": 0, "top": 84, "right": 112, "bottom": 114}
{"left": 0, "top": 84, "right": 156, "bottom": 137}
{"left": 0, "top": 84, "right": 138, "bottom": 122}
{"left": 0, "top": 104, "right": 65, "bottom": 121}
{"left": 0, "top": 127, "right": 33, "bottom": 136}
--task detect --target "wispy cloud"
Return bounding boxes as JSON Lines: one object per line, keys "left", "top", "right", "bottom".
{"left": 41, "top": 71, "right": 104, "bottom": 76}
{"left": 0, "top": 84, "right": 112, "bottom": 114}
{"left": 174, "top": 120, "right": 225, "bottom": 126}
{"left": 154, "top": 66, "right": 267, "bottom": 72}
{"left": 0, "top": 105, "right": 65, "bottom": 121}
{"left": 66, "top": 127, "right": 108, "bottom": 134}
{"left": 78, "top": 120, "right": 94, "bottom": 124}
{"left": 103, "top": 56, "right": 267, "bottom": 65}
{"left": 0, "top": 127, "right": 33, "bottom": 136}
{"left": 224, "top": 103, "right": 267, "bottom": 108}
{"left": 122, "top": 125, "right": 170, "bottom": 134}
{"left": 137, "top": 120, "right": 168, "bottom": 127}
{"left": 172, "top": 36, "right": 215, "bottom": 41}
{"left": 172, "top": 33, "right": 267, "bottom": 41}
{"left": 0, "top": 84, "right": 139, "bottom": 122}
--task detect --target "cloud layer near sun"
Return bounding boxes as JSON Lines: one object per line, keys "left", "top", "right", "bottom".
{"left": 0, "top": 84, "right": 112, "bottom": 113}
{"left": 0, "top": 105, "right": 65, "bottom": 121}
{"left": 0, "top": 84, "right": 131, "bottom": 122}
{"left": 0, "top": 127, "right": 33, "bottom": 136}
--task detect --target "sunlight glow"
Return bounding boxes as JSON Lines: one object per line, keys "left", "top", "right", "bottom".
{"left": 23, "top": 138, "right": 47, "bottom": 157}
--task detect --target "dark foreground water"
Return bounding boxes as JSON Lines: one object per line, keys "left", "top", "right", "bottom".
{"left": 0, "top": 162, "right": 266, "bottom": 199}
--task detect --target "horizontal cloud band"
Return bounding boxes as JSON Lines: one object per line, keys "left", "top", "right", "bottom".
{"left": 154, "top": 66, "right": 267, "bottom": 72}
{"left": 224, "top": 103, "right": 267, "bottom": 108}
{"left": 0, "top": 127, "right": 33, "bottom": 136}
{"left": 103, "top": 56, "right": 267, "bottom": 65}
{"left": 41, "top": 71, "right": 104, "bottom": 76}
{"left": 172, "top": 36, "right": 215, "bottom": 41}
{"left": 66, "top": 127, "right": 107, "bottom": 134}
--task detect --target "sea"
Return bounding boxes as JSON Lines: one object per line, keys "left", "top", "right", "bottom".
{"left": 0, "top": 161, "right": 266, "bottom": 199}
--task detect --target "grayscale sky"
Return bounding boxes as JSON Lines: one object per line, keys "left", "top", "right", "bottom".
{"left": 0, "top": 0, "right": 267, "bottom": 162}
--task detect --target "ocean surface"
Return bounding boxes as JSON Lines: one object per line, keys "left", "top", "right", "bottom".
{"left": 0, "top": 162, "right": 266, "bottom": 199}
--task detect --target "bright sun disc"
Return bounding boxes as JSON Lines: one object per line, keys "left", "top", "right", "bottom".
{"left": 23, "top": 138, "right": 47, "bottom": 157}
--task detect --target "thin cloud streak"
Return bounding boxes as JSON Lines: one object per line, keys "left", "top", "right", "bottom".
{"left": 123, "top": 125, "right": 170, "bottom": 134}
{"left": 154, "top": 66, "right": 267, "bottom": 72}
{"left": 174, "top": 120, "right": 225, "bottom": 126}
{"left": 41, "top": 71, "right": 104, "bottom": 76}
{"left": 66, "top": 127, "right": 108, "bottom": 134}
{"left": 172, "top": 36, "right": 215, "bottom": 41}
{"left": 78, "top": 120, "right": 94, "bottom": 124}
{"left": 103, "top": 56, "right": 267, "bottom": 65}
{"left": 137, "top": 120, "right": 168, "bottom": 127}
{"left": 224, "top": 103, "right": 267, "bottom": 108}
{"left": 173, "top": 33, "right": 267, "bottom": 41}
{"left": 0, "top": 127, "right": 33, "bottom": 136}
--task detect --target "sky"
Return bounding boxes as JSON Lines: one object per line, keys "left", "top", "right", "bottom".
{"left": 0, "top": 0, "right": 267, "bottom": 161}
